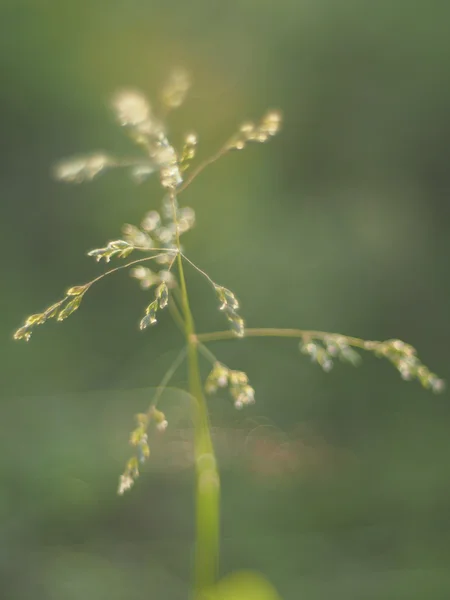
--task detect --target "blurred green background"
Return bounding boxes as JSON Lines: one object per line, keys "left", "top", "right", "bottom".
{"left": 1, "top": 1, "right": 450, "bottom": 598}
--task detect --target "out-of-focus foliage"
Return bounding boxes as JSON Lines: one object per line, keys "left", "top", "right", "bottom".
{"left": 1, "top": 0, "right": 450, "bottom": 598}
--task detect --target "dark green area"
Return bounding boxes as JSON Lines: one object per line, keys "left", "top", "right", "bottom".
{"left": 1, "top": 1, "right": 449, "bottom": 598}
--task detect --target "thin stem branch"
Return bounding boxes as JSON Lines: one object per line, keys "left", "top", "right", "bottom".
{"left": 147, "top": 346, "right": 188, "bottom": 411}
{"left": 181, "top": 252, "right": 217, "bottom": 288}
{"left": 198, "top": 342, "right": 219, "bottom": 366}
{"left": 196, "top": 328, "right": 372, "bottom": 349}
{"left": 177, "top": 144, "right": 229, "bottom": 194}
{"left": 130, "top": 246, "right": 179, "bottom": 254}
{"left": 87, "top": 253, "right": 172, "bottom": 288}
{"left": 166, "top": 251, "right": 179, "bottom": 272}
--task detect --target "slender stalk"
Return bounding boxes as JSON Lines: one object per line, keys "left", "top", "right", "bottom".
{"left": 196, "top": 327, "right": 372, "bottom": 349}
{"left": 177, "top": 144, "right": 229, "bottom": 194}
{"left": 87, "top": 253, "right": 172, "bottom": 285}
{"left": 170, "top": 192, "right": 220, "bottom": 595}
{"left": 197, "top": 342, "right": 219, "bottom": 366}
{"left": 181, "top": 252, "right": 218, "bottom": 288}
{"left": 147, "top": 346, "right": 188, "bottom": 412}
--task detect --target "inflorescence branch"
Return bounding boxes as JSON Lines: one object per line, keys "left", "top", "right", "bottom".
{"left": 13, "top": 68, "right": 444, "bottom": 496}
{"left": 196, "top": 328, "right": 445, "bottom": 393}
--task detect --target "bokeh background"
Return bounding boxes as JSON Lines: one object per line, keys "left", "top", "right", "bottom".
{"left": 1, "top": 1, "right": 450, "bottom": 598}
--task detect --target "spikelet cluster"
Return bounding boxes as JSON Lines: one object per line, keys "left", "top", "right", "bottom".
{"left": 110, "top": 87, "right": 183, "bottom": 189}
{"left": 53, "top": 69, "right": 194, "bottom": 191}
{"left": 228, "top": 110, "right": 282, "bottom": 151}
{"left": 122, "top": 196, "right": 195, "bottom": 265}
{"left": 53, "top": 153, "right": 113, "bottom": 183}
{"left": 300, "top": 335, "right": 361, "bottom": 372}
{"left": 14, "top": 284, "right": 90, "bottom": 341}
{"left": 214, "top": 285, "right": 244, "bottom": 337}
{"left": 139, "top": 282, "right": 169, "bottom": 330}
{"left": 87, "top": 240, "right": 134, "bottom": 262}
{"left": 365, "top": 338, "right": 445, "bottom": 392}
{"left": 205, "top": 362, "right": 255, "bottom": 409}
{"left": 180, "top": 133, "right": 198, "bottom": 171}
{"left": 130, "top": 265, "right": 176, "bottom": 291}
{"left": 118, "top": 407, "right": 168, "bottom": 495}
{"left": 300, "top": 334, "right": 445, "bottom": 393}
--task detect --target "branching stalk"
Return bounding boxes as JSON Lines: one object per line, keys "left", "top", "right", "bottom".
{"left": 196, "top": 328, "right": 370, "bottom": 347}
